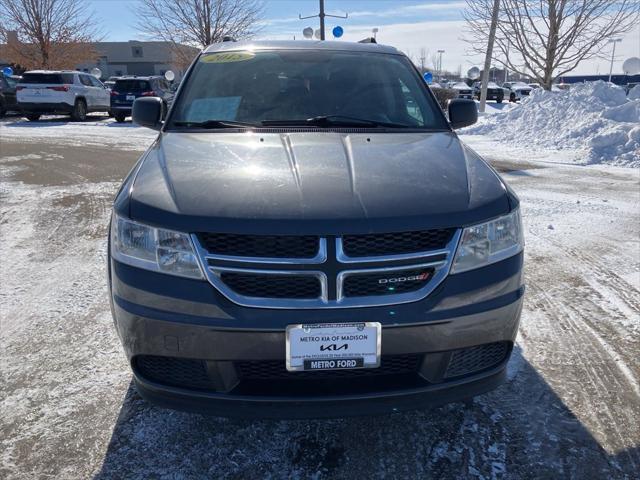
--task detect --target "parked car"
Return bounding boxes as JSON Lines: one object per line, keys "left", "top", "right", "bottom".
{"left": 109, "top": 76, "right": 173, "bottom": 122}
{"left": 502, "top": 82, "right": 533, "bottom": 102}
{"left": 472, "top": 81, "right": 504, "bottom": 103}
{"left": 16, "top": 70, "right": 110, "bottom": 121}
{"left": 109, "top": 40, "right": 524, "bottom": 418}
{"left": 450, "top": 82, "right": 474, "bottom": 99}
{"left": 0, "top": 74, "right": 20, "bottom": 117}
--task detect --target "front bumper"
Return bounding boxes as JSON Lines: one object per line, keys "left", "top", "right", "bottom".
{"left": 109, "top": 253, "right": 524, "bottom": 418}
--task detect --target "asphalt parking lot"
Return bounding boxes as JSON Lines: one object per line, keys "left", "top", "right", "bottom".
{"left": 1, "top": 116, "right": 639, "bottom": 479}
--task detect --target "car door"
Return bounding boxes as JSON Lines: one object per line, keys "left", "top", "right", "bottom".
{"left": 78, "top": 74, "right": 96, "bottom": 108}
{"left": 90, "top": 75, "right": 110, "bottom": 109}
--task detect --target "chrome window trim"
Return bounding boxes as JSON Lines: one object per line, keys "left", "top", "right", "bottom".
{"left": 191, "top": 234, "right": 327, "bottom": 265}
{"left": 336, "top": 230, "right": 460, "bottom": 264}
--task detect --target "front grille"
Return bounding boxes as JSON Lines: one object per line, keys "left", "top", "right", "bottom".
{"left": 342, "top": 229, "right": 454, "bottom": 257}
{"left": 237, "top": 354, "right": 423, "bottom": 380}
{"left": 444, "top": 342, "right": 509, "bottom": 379}
{"left": 135, "top": 355, "right": 213, "bottom": 390}
{"left": 198, "top": 233, "right": 319, "bottom": 259}
{"left": 343, "top": 268, "right": 433, "bottom": 297}
{"left": 220, "top": 272, "right": 322, "bottom": 299}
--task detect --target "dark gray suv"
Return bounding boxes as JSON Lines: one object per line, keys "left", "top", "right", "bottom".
{"left": 108, "top": 41, "right": 524, "bottom": 418}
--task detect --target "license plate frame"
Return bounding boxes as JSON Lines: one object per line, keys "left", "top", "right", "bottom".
{"left": 286, "top": 322, "right": 381, "bottom": 372}
{"left": 126, "top": 95, "right": 136, "bottom": 101}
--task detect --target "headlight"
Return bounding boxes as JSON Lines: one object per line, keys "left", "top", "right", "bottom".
{"left": 451, "top": 209, "right": 523, "bottom": 273}
{"left": 111, "top": 214, "right": 204, "bottom": 279}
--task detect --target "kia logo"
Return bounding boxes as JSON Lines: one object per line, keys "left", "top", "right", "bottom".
{"left": 320, "top": 343, "right": 348, "bottom": 351}
{"left": 378, "top": 272, "right": 429, "bottom": 284}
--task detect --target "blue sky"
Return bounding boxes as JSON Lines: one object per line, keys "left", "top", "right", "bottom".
{"left": 89, "top": 0, "right": 640, "bottom": 75}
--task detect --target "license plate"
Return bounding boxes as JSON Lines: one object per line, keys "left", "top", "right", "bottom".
{"left": 286, "top": 322, "right": 381, "bottom": 372}
{"left": 126, "top": 95, "right": 135, "bottom": 101}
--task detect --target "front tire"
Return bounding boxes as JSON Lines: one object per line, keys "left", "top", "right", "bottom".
{"left": 497, "top": 98, "right": 503, "bottom": 104}
{"left": 26, "top": 113, "right": 41, "bottom": 121}
{"left": 114, "top": 112, "right": 126, "bottom": 123}
{"left": 71, "top": 99, "right": 87, "bottom": 121}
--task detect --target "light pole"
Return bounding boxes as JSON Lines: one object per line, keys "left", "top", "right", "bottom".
{"left": 299, "top": 0, "right": 348, "bottom": 40}
{"left": 608, "top": 38, "right": 622, "bottom": 83}
{"left": 372, "top": 27, "right": 378, "bottom": 40}
{"left": 437, "top": 49, "right": 445, "bottom": 80}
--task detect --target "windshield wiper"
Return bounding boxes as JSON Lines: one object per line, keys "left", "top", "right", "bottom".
{"left": 173, "top": 119, "right": 257, "bottom": 129}
{"left": 261, "top": 115, "right": 411, "bottom": 128}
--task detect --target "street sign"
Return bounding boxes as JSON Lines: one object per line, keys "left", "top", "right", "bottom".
{"left": 303, "top": 27, "right": 314, "bottom": 39}
{"left": 467, "top": 67, "right": 480, "bottom": 80}
{"left": 333, "top": 26, "right": 344, "bottom": 38}
{"left": 423, "top": 72, "right": 433, "bottom": 84}
{"left": 2, "top": 66, "right": 13, "bottom": 77}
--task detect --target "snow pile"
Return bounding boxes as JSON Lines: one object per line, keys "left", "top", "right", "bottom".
{"left": 465, "top": 81, "right": 640, "bottom": 167}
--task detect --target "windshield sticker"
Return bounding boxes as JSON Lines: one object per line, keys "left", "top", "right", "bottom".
{"left": 200, "top": 52, "right": 255, "bottom": 63}
{"left": 186, "top": 97, "right": 242, "bottom": 122}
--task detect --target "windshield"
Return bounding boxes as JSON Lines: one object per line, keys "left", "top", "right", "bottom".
{"left": 169, "top": 50, "right": 448, "bottom": 129}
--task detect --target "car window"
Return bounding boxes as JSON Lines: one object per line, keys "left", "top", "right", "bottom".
{"left": 5, "top": 76, "right": 17, "bottom": 88}
{"left": 79, "top": 75, "right": 93, "bottom": 86}
{"left": 21, "top": 73, "right": 74, "bottom": 84}
{"left": 114, "top": 79, "right": 151, "bottom": 92}
{"left": 89, "top": 76, "right": 103, "bottom": 88}
{"left": 169, "top": 50, "right": 448, "bottom": 129}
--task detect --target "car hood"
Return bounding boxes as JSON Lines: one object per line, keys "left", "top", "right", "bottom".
{"left": 125, "top": 131, "right": 511, "bottom": 235}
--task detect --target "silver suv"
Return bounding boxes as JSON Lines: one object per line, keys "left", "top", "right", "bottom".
{"left": 16, "top": 70, "right": 111, "bottom": 121}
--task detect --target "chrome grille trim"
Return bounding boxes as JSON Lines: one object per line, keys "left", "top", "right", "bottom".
{"left": 336, "top": 261, "right": 447, "bottom": 306}
{"left": 207, "top": 266, "right": 329, "bottom": 308}
{"left": 336, "top": 232, "right": 457, "bottom": 264}
{"left": 192, "top": 230, "right": 462, "bottom": 309}
{"left": 192, "top": 235, "right": 327, "bottom": 265}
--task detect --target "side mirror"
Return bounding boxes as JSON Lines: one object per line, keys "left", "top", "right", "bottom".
{"left": 132, "top": 97, "right": 164, "bottom": 130}
{"left": 448, "top": 98, "right": 478, "bottom": 129}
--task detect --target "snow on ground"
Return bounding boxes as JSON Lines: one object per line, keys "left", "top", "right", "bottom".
{"left": 0, "top": 116, "right": 157, "bottom": 150}
{"left": 464, "top": 81, "right": 640, "bottom": 168}
{"left": 1, "top": 116, "right": 639, "bottom": 479}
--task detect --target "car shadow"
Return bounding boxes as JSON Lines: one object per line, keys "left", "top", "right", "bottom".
{"left": 93, "top": 347, "right": 638, "bottom": 479}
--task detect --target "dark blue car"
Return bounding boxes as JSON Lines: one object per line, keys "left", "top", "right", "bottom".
{"left": 109, "top": 76, "right": 173, "bottom": 122}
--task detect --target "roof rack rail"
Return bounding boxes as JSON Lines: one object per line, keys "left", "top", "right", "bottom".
{"left": 358, "top": 37, "right": 377, "bottom": 44}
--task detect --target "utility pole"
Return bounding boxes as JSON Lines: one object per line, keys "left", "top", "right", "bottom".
{"left": 299, "top": 0, "right": 348, "bottom": 40}
{"left": 608, "top": 38, "right": 622, "bottom": 83}
{"left": 437, "top": 50, "right": 445, "bottom": 80}
{"left": 479, "top": 0, "right": 500, "bottom": 113}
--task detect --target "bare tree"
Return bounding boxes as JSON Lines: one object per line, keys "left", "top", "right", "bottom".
{"left": 463, "top": 0, "right": 640, "bottom": 89}
{"left": 137, "top": 0, "right": 263, "bottom": 66}
{"left": 0, "top": 0, "right": 101, "bottom": 69}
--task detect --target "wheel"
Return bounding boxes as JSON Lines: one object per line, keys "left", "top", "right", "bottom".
{"left": 497, "top": 98, "right": 503, "bottom": 104}
{"left": 510, "top": 93, "right": 516, "bottom": 102}
{"left": 26, "top": 114, "right": 41, "bottom": 121}
{"left": 71, "top": 99, "right": 87, "bottom": 121}
{"left": 114, "top": 112, "right": 126, "bottom": 123}
{"left": 108, "top": 110, "right": 114, "bottom": 118}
